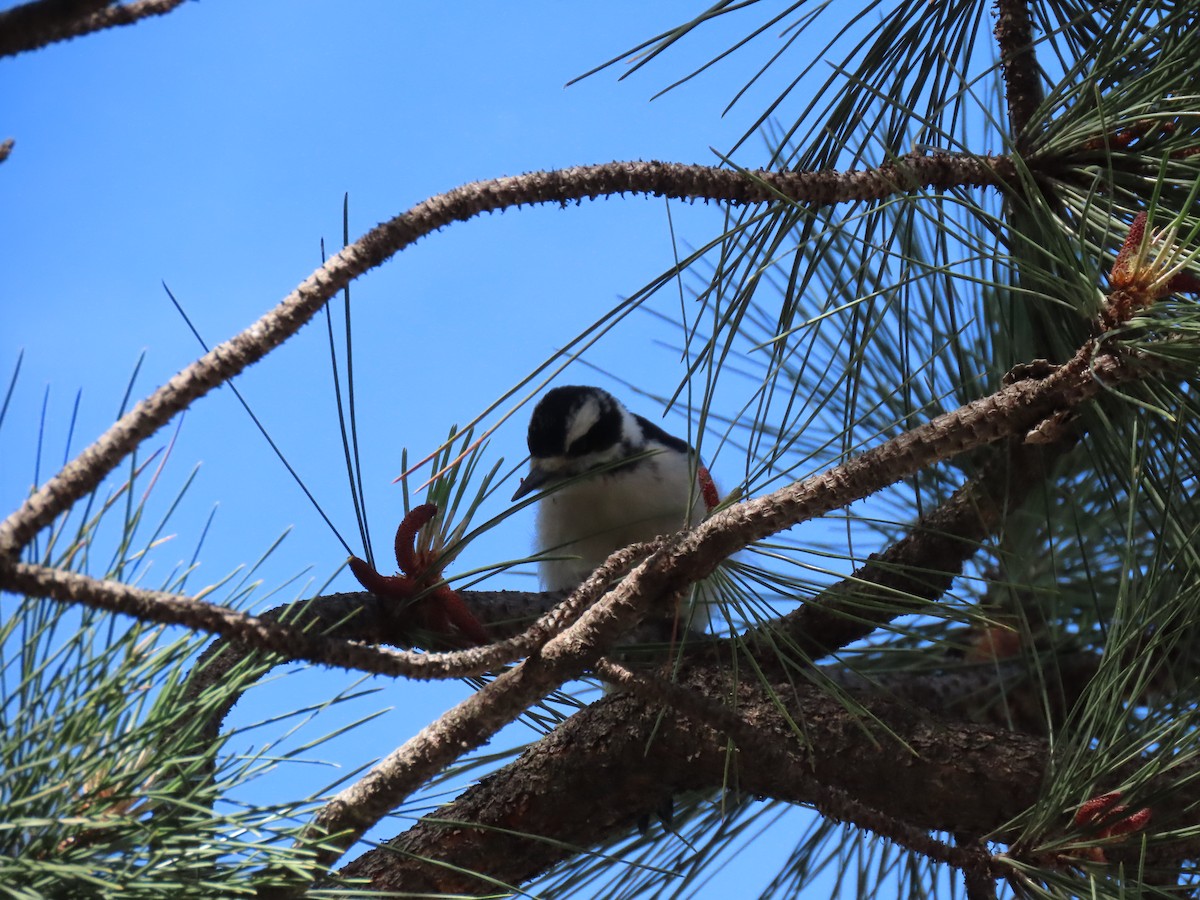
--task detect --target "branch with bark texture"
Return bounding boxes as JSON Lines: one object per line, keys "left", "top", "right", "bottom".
{"left": 760, "top": 434, "right": 1073, "bottom": 664}
{"left": 2, "top": 564, "right": 545, "bottom": 682}
{"left": 174, "top": 422, "right": 1084, "bottom": 873}
{"left": 173, "top": 425, "right": 1098, "bottom": 832}
{"left": 343, "top": 678, "right": 1039, "bottom": 894}
{"left": 6, "top": 342, "right": 1143, "bottom": 697}
{"left": 10, "top": 332, "right": 1163, "bottom": 894}
{"left": 994, "top": 0, "right": 1044, "bottom": 149}
{"left": 0, "top": 154, "right": 1014, "bottom": 570}
{"left": 0, "top": 145, "right": 1184, "bottom": 894}
{"left": 319, "top": 343, "right": 1167, "bottom": 890}
{"left": 340, "top": 663, "right": 1200, "bottom": 894}
{"left": 0, "top": 153, "right": 1042, "bottom": 742}
{"left": 0, "top": 0, "right": 188, "bottom": 59}
{"left": 291, "top": 543, "right": 667, "bottom": 872}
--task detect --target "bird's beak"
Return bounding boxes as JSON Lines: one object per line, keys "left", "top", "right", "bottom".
{"left": 511, "top": 464, "right": 554, "bottom": 501}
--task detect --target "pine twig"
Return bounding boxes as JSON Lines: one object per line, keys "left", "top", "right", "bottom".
{"left": 4, "top": 562, "right": 537, "bottom": 681}
{"left": 585, "top": 346, "right": 1145, "bottom": 643}
{"left": 0, "top": 155, "right": 1016, "bottom": 570}
{"left": 0, "top": 0, "right": 188, "bottom": 58}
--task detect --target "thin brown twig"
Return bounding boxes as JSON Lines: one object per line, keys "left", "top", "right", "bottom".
{"left": 7, "top": 541, "right": 653, "bottom": 686}
{"left": 4, "top": 344, "right": 1150, "bottom": 699}
{"left": 0, "top": 154, "right": 1014, "bottom": 570}
{"left": 3, "top": 563, "right": 562, "bottom": 681}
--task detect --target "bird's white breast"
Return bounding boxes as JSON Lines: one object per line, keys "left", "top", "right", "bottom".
{"left": 535, "top": 449, "right": 706, "bottom": 592}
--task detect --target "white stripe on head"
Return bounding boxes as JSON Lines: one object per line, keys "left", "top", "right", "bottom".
{"left": 564, "top": 393, "right": 603, "bottom": 452}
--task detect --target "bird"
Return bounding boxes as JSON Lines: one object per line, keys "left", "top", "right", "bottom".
{"left": 511, "top": 386, "right": 719, "bottom": 607}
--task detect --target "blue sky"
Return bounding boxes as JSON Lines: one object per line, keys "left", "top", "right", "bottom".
{"left": 1, "top": 2, "right": 860, "bottom": 893}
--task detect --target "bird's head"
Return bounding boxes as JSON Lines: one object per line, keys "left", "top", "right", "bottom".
{"left": 511, "top": 385, "right": 646, "bottom": 501}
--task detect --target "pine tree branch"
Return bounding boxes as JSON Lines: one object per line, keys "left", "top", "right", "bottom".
{"left": 7, "top": 344, "right": 1146, "bottom": 698}
{"left": 338, "top": 670, "right": 1043, "bottom": 893}
{"left": 760, "top": 435, "right": 1072, "bottom": 663}
{"left": 0, "top": 0, "right": 188, "bottom": 58}
{"left": 959, "top": 833, "right": 1000, "bottom": 900}
{"left": 0, "top": 0, "right": 112, "bottom": 50}
{"left": 596, "top": 658, "right": 1005, "bottom": 882}
{"left": 578, "top": 346, "right": 1146, "bottom": 649}
{"left": 167, "top": 556, "right": 641, "bottom": 829}
{"left": 0, "top": 154, "right": 1015, "bottom": 570}
{"left": 174, "top": 587, "right": 559, "bottom": 756}
{"left": 181, "top": 589, "right": 553, "bottom": 705}
{"left": 171, "top": 433, "right": 1089, "bottom": 837}
{"left": 2, "top": 562, "right": 542, "bottom": 681}
{"left": 7, "top": 540, "right": 653, "bottom": 697}
{"left": 993, "top": 0, "right": 1043, "bottom": 149}
{"left": 294, "top": 543, "right": 673, "bottom": 878}
{"left": 341, "top": 659, "right": 1200, "bottom": 893}
{"left": 298, "top": 657, "right": 576, "bottom": 881}
{"left": 12, "top": 342, "right": 1159, "bottom": 854}
{"left": 321, "top": 340, "right": 1180, "bottom": 892}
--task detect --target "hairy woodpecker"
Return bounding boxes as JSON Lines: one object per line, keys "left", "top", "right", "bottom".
{"left": 511, "top": 385, "right": 719, "bottom": 595}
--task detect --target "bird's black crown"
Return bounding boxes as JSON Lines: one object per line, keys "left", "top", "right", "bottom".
{"left": 526, "top": 386, "right": 623, "bottom": 459}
